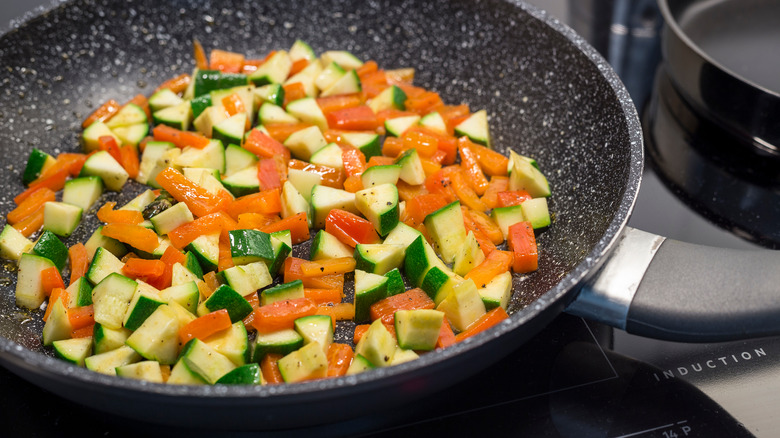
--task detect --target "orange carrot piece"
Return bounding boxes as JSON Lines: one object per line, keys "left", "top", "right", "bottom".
{"left": 155, "top": 167, "right": 231, "bottom": 217}
{"left": 152, "top": 124, "right": 210, "bottom": 149}
{"left": 261, "top": 353, "right": 284, "bottom": 384}
{"left": 304, "top": 288, "right": 343, "bottom": 305}
{"left": 251, "top": 298, "right": 318, "bottom": 333}
{"left": 68, "top": 305, "right": 95, "bottom": 330}
{"left": 43, "top": 288, "right": 69, "bottom": 322}
{"left": 259, "top": 212, "right": 310, "bottom": 245}
{"left": 193, "top": 39, "right": 209, "bottom": 70}
{"left": 82, "top": 99, "right": 121, "bottom": 128}
{"left": 465, "top": 250, "right": 514, "bottom": 289}
{"left": 7, "top": 187, "right": 55, "bottom": 224}
{"left": 12, "top": 209, "right": 45, "bottom": 237}
{"left": 315, "top": 303, "right": 354, "bottom": 328}
{"left": 96, "top": 202, "right": 144, "bottom": 225}
{"left": 122, "top": 258, "right": 166, "bottom": 281}
{"left": 101, "top": 223, "right": 159, "bottom": 253}
{"left": 154, "top": 73, "right": 191, "bottom": 94}
{"left": 455, "top": 307, "right": 509, "bottom": 342}
{"left": 326, "top": 343, "right": 355, "bottom": 378}
{"left": 41, "top": 267, "right": 65, "bottom": 296}
{"left": 300, "top": 257, "right": 356, "bottom": 276}
{"left": 179, "top": 309, "right": 232, "bottom": 344}
{"left": 68, "top": 243, "right": 89, "bottom": 286}
{"left": 369, "top": 288, "right": 434, "bottom": 322}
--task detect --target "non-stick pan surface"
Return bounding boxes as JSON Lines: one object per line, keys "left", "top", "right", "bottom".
{"left": 0, "top": 0, "right": 642, "bottom": 429}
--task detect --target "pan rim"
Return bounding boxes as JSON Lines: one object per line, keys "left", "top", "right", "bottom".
{"left": 0, "top": 0, "right": 643, "bottom": 404}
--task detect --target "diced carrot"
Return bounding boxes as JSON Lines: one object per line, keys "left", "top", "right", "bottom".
{"left": 455, "top": 307, "right": 509, "bottom": 342}
{"left": 343, "top": 175, "right": 363, "bottom": 193}
{"left": 260, "top": 212, "right": 310, "bottom": 244}
{"left": 68, "top": 305, "right": 95, "bottom": 331}
{"left": 458, "top": 137, "right": 490, "bottom": 195}
{"left": 284, "top": 257, "right": 345, "bottom": 290}
{"left": 326, "top": 343, "right": 354, "bottom": 377}
{"left": 225, "top": 189, "right": 282, "bottom": 219}
{"left": 193, "top": 39, "right": 209, "bottom": 70}
{"left": 369, "top": 288, "right": 434, "bottom": 322}
{"left": 261, "top": 353, "right": 284, "bottom": 384}
{"left": 496, "top": 190, "right": 533, "bottom": 207}
{"left": 341, "top": 148, "right": 367, "bottom": 177}
{"left": 317, "top": 94, "right": 363, "bottom": 116}
{"left": 481, "top": 176, "right": 509, "bottom": 209}
{"left": 288, "top": 159, "right": 344, "bottom": 188}
{"left": 209, "top": 49, "right": 245, "bottom": 73}
{"left": 119, "top": 144, "right": 140, "bottom": 179}
{"left": 101, "top": 223, "right": 160, "bottom": 253}
{"left": 222, "top": 93, "right": 246, "bottom": 117}
{"left": 465, "top": 250, "right": 514, "bottom": 289}
{"left": 289, "top": 58, "right": 309, "bottom": 76}
{"left": 236, "top": 213, "right": 280, "bottom": 230}
{"left": 43, "top": 288, "right": 69, "bottom": 322}
{"left": 507, "top": 221, "right": 538, "bottom": 274}
{"left": 472, "top": 143, "right": 509, "bottom": 177}
{"left": 40, "top": 267, "right": 65, "bottom": 296}
{"left": 353, "top": 324, "right": 370, "bottom": 344}
{"left": 154, "top": 73, "right": 191, "bottom": 94}
{"left": 152, "top": 125, "right": 210, "bottom": 149}
{"left": 326, "top": 105, "right": 380, "bottom": 131}
{"left": 70, "top": 324, "right": 94, "bottom": 339}
{"left": 68, "top": 243, "right": 89, "bottom": 286}
{"left": 126, "top": 94, "right": 151, "bottom": 120}
{"left": 82, "top": 99, "right": 121, "bottom": 128}
{"left": 282, "top": 82, "right": 307, "bottom": 107}
{"left": 179, "top": 309, "right": 232, "bottom": 344}
{"left": 436, "top": 318, "right": 457, "bottom": 349}
{"left": 96, "top": 201, "right": 144, "bottom": 225}
{"left": 122, "top": 258, "right": 166, "bottom": 281}
{"left": 324, "top": 209, "right": 380, "bottom": 247}
{"left": 12, "top": 209, "right": 44, "bottom": 237}
{"left": 7, "top": 187, "right": 55, "bottom": 224}
{"left": 405, "top": 193, "right": 449, "bottom": 226}
{"left": 262, "top": 123, "right": 311, "bottom": 143}
{"left": 300, "top": 257, "right": 356, "bottom": 276}
{"left": 251, "top": 297, "right": 318, "bottom": 333}
{"left": 304, "top": 288, "right": 343, "bottom": 305}
{"left": 243, "top": 128, "right": 291, "bottom": 161}
{"left": 155, "top": 167, "right": 231, "bottom": 217}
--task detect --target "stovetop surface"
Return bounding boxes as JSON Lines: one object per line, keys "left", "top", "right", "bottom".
{"left": 0, "top": 1, "right": 773, "bottom": 437}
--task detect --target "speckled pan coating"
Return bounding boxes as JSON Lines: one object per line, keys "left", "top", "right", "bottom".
{"left": 0, "top": 0, "right": 642, "bottom": 429}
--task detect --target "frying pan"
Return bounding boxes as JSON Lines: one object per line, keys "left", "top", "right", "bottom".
{"left": 0, "top": 0, "right": 778, "bottom": 430}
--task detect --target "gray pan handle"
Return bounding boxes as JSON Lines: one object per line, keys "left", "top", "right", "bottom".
{"left": 566, "top": 227, "right": 780, "bottom": 342}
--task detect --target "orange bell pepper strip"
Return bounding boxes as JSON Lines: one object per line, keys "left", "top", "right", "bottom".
{"left": 496, "top": 190, "right": 533, "bottom": 208}
{"left": 43, "top": 288, "right": 69, "bottom": 322}
{"left": 441, "top": 166, "right": 488, "bottom": 212}
{"left": 71, "top": 324, "right": 95, "bottom": 339}
{"left": 326, "top": 105, "right": 380, "bottom": 131}
{"left": 369, "top": 288, "right": 434, "bottom": 322}
{"left": 68, "top": 305, "right": 95, "bottom": 331}
{"left": 179, "top": 309, "right": 232, "bottom": 344}
{"left": 436, "top": 319, "right": 457, "bottom": 349}
{"left": 282, "top": 82, "right": 307, "bottom": 107}
{"left": 154, "top": 73, "right": 191, "bottom": 94}
{"left": 155, "top": 167, "right": 231, "bottom": 217}
{"left": 217, "top": 239, "right": 234, "bottom": 272}
{"left": 463, "top": 208, "right": 504, "bottom": 245}
{"left": 480, "top": 176, "right": 509, "bottom": 209}
{"left": 152, "top": 124, "right": 210, "bottom": 149}
{"left": 222, "top": 93, "right": 246, "bottom": 117}
{"left": 289, "top": 58, "right": 310, "bottom": 76}
{"left": 82, "top": 99, "right": 121, "bottom": 128}
{"left": 209, "top": 49, "right": 245, "bottom": 73}
{"left": 356, "top": 60, "right": 379, "bottom": 78}
{"left": 396, "top": 180, "right": 428, "bottom": 203}
{"left": 40, "top": 267, "right": 65, "bottom": 296}
{"left": 359, "top": 70, "right": 388, "bottom": 100}
{"left": 471, "top": 143, "right": 509, "bottom": 177}
{"left": 424, "top": 169, "right": 459, "bottom": 204}
{"left": 262, "top": 123, "right": 311, "bottom": 143}
{"left": 242, "top": 292, "right": 261, "bottom": 331}
{"left": 353, "top": 324, "right": 370, "bottom": 344}
{"left": 122, "top": 258, "right": 166, "bottom": 281}
{"left": 12, "top": 209, "right": 44, "bottom": 237}
{"left": 257, "top": 159, "right": 283, "bottom": 191}
{"left": 68, "top": 243, "right": 89, "bottom": 286}
{"left": 243, "top": 129, "right": 291, "bottom": 161}
{"left": 251, "top": 297, "right": 318, "bottom": 333}
{"left": 167, "top": 212, "right": 224, "bottom": 249}
{"left": 284, "top": 257, "right": 345, "bottom": 290}
{"left": 119, "top": 144, "right": 140, "bottom": 179}
{"left": 236, "top": 213, "right": 280, "bottom": 230}
{"left": 507, "top": 221, "right": 539, "bottom": 274}
{"left": 202, "top": 272, "right": 222, "bottom": 296}
{"left": 455, "top": 307, "right": 509, "bottom": 342}
{"left": 343, "top": 175, "right": 363, "bottom": 193}
{"left": 146, "top": 246, "right": 187, "bottom": 290}
{"left": 405, "top": 90, "right": 444, "bottom": 115}
{"left": 341, "top": 148, "right": 367, "bottom": 177}
{"left": 288, "top": 159, "right": 344, "bottom": 189}
{"left": 304, "top": 288, "right": 343, "bottom": 305}
{"left": 98, "top": 135, "right": 122, "bottom": 163}
{"left": 404, "top": 193, "right": 449, "bottom": 226}
{"left": 259, "top": 212, "right": 310, "bottom": 245}
{"left": 366, "top": 156, "right": 395, "bottom": 168}
{"left": 193, "top": 39, "right": 209, "bottom": 70}
{"left": 261, "top": 353, "right": 284, "bottom": 384}
{"left": 326, "top": 343, "right": 355, "bottom": 378}
{"left": 14, "top": 167, "right": 69, "bottom": 205}
{"left": 401, "top": 130, "right": 438, "bottom": 158}
{"left": 317, "top": 94, "right": 363, "bottom": 116}
{"left": 465, "top": 250, "right": 514, "bottom": 289}
{"left": 225, "top": 189, "right": 282, "bottom": 219}
{"left": 438, "top": 104, "right": 471, "bottom": 134}
{"left": 324, "top": 209, "right": 380, "bottom": 248}
{"left": 458, "top": 137, "right": 490, "bottom": 195}
{"left": 96, "top": 202, "right": 144, "bottom": 225}
{"left": 7, "top": 187, "right": 55, "bottom": 224}
{"left": 300, "top": 257, "right": 356, "bottom": 277}
{"left": 101, "top": 223, "right": 159, "bottom": 254}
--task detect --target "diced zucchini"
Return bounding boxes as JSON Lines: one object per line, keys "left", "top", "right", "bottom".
{"left": 32, "top": 230, "right": 68, "bottom": 270}
{"left": 85, "top": 246, "right": 125, "bottom": 285}
{"left": 418, "top": 111, "right": 448, "bottom": 134}
{"left": 106, "top": 103, "right": 148, "bottom": 128}
{"left": 80, "top": 150, "right": 129, "bottom": 191}
{"left": 314, "top": 61, "right": 346, "bottom": 91}
{"left": 491, "top": 204, "right": 525, "bottom": 240}
{"left": 125, "top": 304, "right": 181, "bottom": 365}
{"left": 112, "top": 122, "right": 150, "bottom": 148}
{"left": 284, "top": 60, "right": 323, "bottom": 97}
{"left": 520, "top": 197, "right": 551, "bottom": 229}
{"left": 252, "top": 84, "right": 285, "bottom": 108}
{"left": 389, "top": 347, "right": 419, "bottom": 366}
{"left": 320, "top": 50, "right": 363, "bottom": 70}
{"left": 215, "top": 363, "right": 261, "bottom": 385}
{"left": 268, "top": 232, "right": 293, "bottom": 275}
{"left": 310, "top": 230, "right": 352, "bottom": 260}
{"left": 403, "top": 235, "right": 446, "bottom": 287}
{"left": 213, "top": 113, "right": 248, "bottom": 147}
{"left": 454, "top": 109, "right": 490, "bottom": 147}
{"left": 252, "top": 329, "right": 304, "bottom": 362}
{"left": 354, "top": 243, "right": 404, "bottom": 275}
{"left": 261, "top": 279, "right": 305, "bottom": 306}
{"left": 278, "top": 341, "right": 328, "bottom": 383}
{"left": 436, "top": 279, "right": 486, "bottom": 331}
{"left": 394, "top": 148, "right": 425, "bottom": 185}
{"left": 421, "top": 266, "right": 461, "bottom": 305}
{"left": 222, "top": 261, "right": 273, "bottom": 297}
{"left": 149, "top": 201, "right": 193, "bottom": 236}
{"left": 479, "top": 271, "right": 512, "bottom": 311}
{"left": 354, "top": 184, "right": 399, "bottom": 237}
{"left": 183, "top": 167, "right": 230, "bottom": 197}
{"left": 224, "top": 144, "right": 258, "bottom": 178}
{"left": 354, "top": 319, "right": 395, "bottom": 368}
{"left": 368, "top": 85, "right": 406, "bottom": 113}
{"left": 289, "top": 39, "right": 316, "bottom": 62}
{"left": 281, "top": 180, "right": 312, "bottom": 222}
{"left": 385, "top": 115, "right": 420, "bottom": 137}
{"left": 153, "top": 101, "right": 193, "bottom": 131}
{"left": 294, "top": 314, "right": 334, "bottom": 353}
{"left": 285, "top": 97, "right": 328, "bottom": 131}
{"left": 221, "top": 166, "right": 260, "bottom": 197}
{"left": 354, "top": 269, "right": 388, "bottom": 322}
{"left": 91, "top": 273, "right": 138, "bottom": 330}
{"left": 310, "top": 185, "right": 359, "bottom": 228}
{"left": 62, "top": 176, "right": 103, "bottom": 211}
{"left": 198, "top": 284, "right": 253, "bottom": 323}
{"left": 346, "top": 353, "right": 375, "bottom": 375}
{"left": 258, "top": 101, "right": 299, "bottom": 125}
{"left": 229, "top": 229, "right": 274, "bottom": 266}
{"left": 341, "top": 132, "right": 381, "bottom": 159}
{"left": 249, "top": 50, "right": 292, "bottom": 86}
{"left": 205, "top": 321, "right": 249, "bottom": 367}
{"left": 190, "top": 93, "right": 212, "bottom": 119}
{"left": 187, "top": 233, "right": 219, "bottom": 272}
{"left": 42, "top": 202, "right": 82, "bottom": 238}
{"left": 167, "top": 360, "right": 207, "bottom": 385}
{"left": 82, "top": 121, "right": 120, "bottom": 152}
{"left": 383, "top": 221, "right": 423, "bottom": 248}
{"left": 423, "top": 201, "right": 467, "bottom": 264}
{"left": 116, "top": 361, "right": 164, "bottom": 383}
{"left": 394, "top": 309, "right": 444, "bottom": 351}
{"left": 0, "top": 225, "right": 34, "bottom": 262}
{"left": 309, "top": 142, "right": 344, "bottom": 170}
{"left": 123, "top": 288, "right": 166, "bottom": 331}
{"left": 180, "top": 338, "right": 237, "bottom": 384}
{"left": 136, "top": 141, "right": 176, "bottom": 187}
{"left": 148, "top": 88, "right": 184, "bottom": 112}
{"left": 66, "top": 277, "right": 93, "bottom": 307}
{"left": 384, "top": 268, "right": 406, "bottom": 296}
{"left": 283, "top": 125, "right": 327, "bottom": 161}
{"left": 320, "top": 69, "right": 361, "bottom": 97}
{"left": 360, "top": 164, "right": 401, "bottom": 188}
{"left": 160, "top": 281, "right": 200, "bottom": 314}
{"left": 22, "top": 148, "right": 56, "bottom": 185}
{"left": 53, "top": 337, "right": 93, "bottom": 366}
{"left": 193, "top": 105, "right": 229, "bottom": 137}
{"left": 211, "top": 85, "right": 255, "bottom": 124}
{"left": 92, "top": 323, "right": 131, "bottom": 354}
{"left": 42, "top": 298, "right": 72, "bottom": 346}
{"left": 452, "top": 231, "right": 486, "bottom": 277}
{"left": 85, "top": 345, "right": 141, "bottom": 375}
{"left": 174, "top": 140, "right": 226, "bottom": 174}
{"left": 84, "top": 227, "right": 127, "bottom": 260}
{"left": 286, "top": 168, "right": 322, "bottom": 204}
{"left": 508, "top": 150, "right": 551, "bottom": 198}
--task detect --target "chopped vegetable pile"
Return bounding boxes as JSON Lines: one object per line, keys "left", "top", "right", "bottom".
{"left": 0, "top": 39, "right": 552, "bottom": 385}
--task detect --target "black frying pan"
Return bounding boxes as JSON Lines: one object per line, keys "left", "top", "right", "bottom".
{"left": 0, "top": 0, "right": 777, "bottom": 430}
